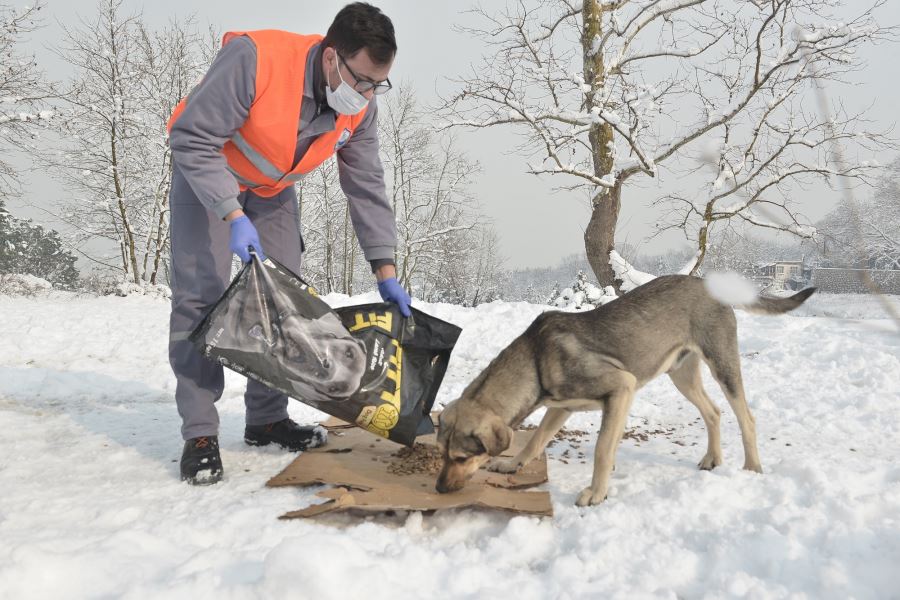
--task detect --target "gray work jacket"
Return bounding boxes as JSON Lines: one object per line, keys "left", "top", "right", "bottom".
{"left": 168, "top": 34, "right": 397, "bottom": 262}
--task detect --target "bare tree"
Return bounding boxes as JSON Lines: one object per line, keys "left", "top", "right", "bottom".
{"left": 44, "top": 0, "right": 212, "bottom": 283}
{"left": 131, "top": 18, "right": 218, "bottom": 284}
{"left": 654, "top": 6, "right": 895, "bottom": 273}
{"left": 815, "top": 157, "right": 900, "bottom": 269}
{"left": 297, "top": 87, "right": 502, "bottom": 304}
{"left": 441, "top": 0, "right": 893, "bottom": 287}
{"left": 48, "top": 0, "right": 142, "bottom": 278}
{"left": 381, "top": 85, "right": 490, "bottom": 297}
{"left": 432, "top": 224, "right": 506, "bottom": 305}
{"left": 0, "top": 2, "right": 52, "bottom": 196}
{"left": 861, "top": 159, "right": 900, "bottom": 269}
{"left": 299, "top": 156, "right": 369, "bottom": 294}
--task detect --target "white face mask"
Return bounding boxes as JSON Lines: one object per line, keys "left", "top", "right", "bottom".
{"left": 325, "top": 53, "right": 370, "bottom": 115}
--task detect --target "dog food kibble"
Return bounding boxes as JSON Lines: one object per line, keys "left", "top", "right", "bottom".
{"left": 387, "top": 443, "right": 443, "bottom": 476}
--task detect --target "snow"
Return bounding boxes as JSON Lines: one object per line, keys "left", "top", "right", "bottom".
{"left": 1, "top": 289, "right": 899, "bottom": 599}
{"left": 600, "top": 110, "right": 621, "bottom": 126}
{"left": 0, "top": 273, "right": 52, "bottom": 295}
{"left": 609, "top": 250, "right": 656, "bottom": 291}
{"left": 787, "top": 292, "right": 900, "bottom": 321}
{"left": 677, "top": 250, "right": 701, "bottom": 275}
{"left": 787, "top": 223, "right": 817, "bottom": 238}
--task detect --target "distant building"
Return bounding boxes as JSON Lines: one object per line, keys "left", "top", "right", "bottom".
{"left": 755, "top": 260, "right": 808, "bottom": 291}
{"left": 754, "top": 260, "right": 900, "bottom": 294}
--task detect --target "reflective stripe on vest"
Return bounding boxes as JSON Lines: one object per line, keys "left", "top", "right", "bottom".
{"left": 230, "top": 131, "right": 284, "bottom": 182}
{"left": 228, "top": 132, "right": 307, "bottom": 188}
{"left": 225, "top": 165, "right": 263, "bottom": 189}
{"left": 225, "top": 164, "right": 305, "bottom": 189}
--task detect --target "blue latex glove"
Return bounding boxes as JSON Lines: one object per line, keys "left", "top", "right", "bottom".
{"left": 229, "top": 215, "right": 266, "bottom": 263}
{"left": 377, "top": 277, "right": 412, "bottom": 317}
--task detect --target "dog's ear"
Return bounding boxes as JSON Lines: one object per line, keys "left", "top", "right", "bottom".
{"left": 435, "top": 402, "right": 458, "bottom": 451}
{"left": 476, "top": 416, "right": 513, "bottom": 456}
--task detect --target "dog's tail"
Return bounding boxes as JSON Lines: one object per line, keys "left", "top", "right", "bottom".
{"left": 737, "top": 287, "right": 817, "bottom": 315}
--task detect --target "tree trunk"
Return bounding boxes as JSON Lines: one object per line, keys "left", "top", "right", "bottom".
{"left": 342, "top": 202, "right": 351, "bottom": 294}
{"left": 348, "top": 243, "right": 356, "bottom": 295}
{"left": 149, "top": 161, "right": 173, "bottom": 285}
{"left": 690, "top": 207, "right": 713, "bottom": 276}
{"left": 111, "top": 130, "right": 139, "bottom": 282}
{"left": 688, "top": 232, "right": 708, "bottom": 276}
{"left": 582, "top": 0, "right": 619, "bottom": 288}
{"left": 106, "top": 14, "right": 140, "bottom": 284}
{"left": 150, "top": 203, "right": 168, "bottom": 285}
{"left": 584, "top": 182, "right": 621, "bottom": 288}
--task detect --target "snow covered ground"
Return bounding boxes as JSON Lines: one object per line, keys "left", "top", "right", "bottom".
{"left": 1, "top": 289, "right": 898, "bottom": 599}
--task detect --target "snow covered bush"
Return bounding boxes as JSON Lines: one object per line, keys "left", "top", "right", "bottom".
{"left": 549, "top": 255, "right": 657, "bottom": 310}
{"left": 549, "top": 270, "right": 617, "bottom": 310}
{"left": 0, "top": 273, "right": 52, "bottom": 296}
{"left": 113, "top": 281, "right": 171, "bottom": 299}
{"left": 75, "top": 272, "right": 171, "bottom": 298}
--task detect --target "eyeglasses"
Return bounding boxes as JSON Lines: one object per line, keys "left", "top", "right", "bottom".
{"left": 337, "top": 52, "right": 392, "bottom": 95}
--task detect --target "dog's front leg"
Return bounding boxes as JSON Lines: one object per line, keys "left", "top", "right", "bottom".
{"left": 489, "top": 407, "right": 570, "bottom": 473}
{"left": 576, "top": 372, "right": 636, "bottom": 507}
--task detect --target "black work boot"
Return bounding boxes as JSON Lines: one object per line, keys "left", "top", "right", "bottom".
{"left": 244, "top": 418, "right": 328, "bottom": 452}
{"left": 180, "top": 436, "right": 224, "bottom": 485}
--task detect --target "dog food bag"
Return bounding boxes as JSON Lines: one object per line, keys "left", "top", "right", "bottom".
{"left": 189, "top": 256, "right": 461, "bottom": 445}
{"left": 333, "top": 301, "right": 461, "bottom": 444}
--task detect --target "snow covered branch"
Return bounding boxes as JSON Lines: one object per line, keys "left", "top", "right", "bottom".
{"left": 0, "top": 2, "right": 53, "bottom": 193}
{"left": 440, "top": 0, "right": 896, "bottom": 284}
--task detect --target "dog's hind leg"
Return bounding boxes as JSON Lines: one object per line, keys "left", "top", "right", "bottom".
{"left": 489, "top": 407, "right": 570, "bottom": 474}
{"left": 668, "top": 352, "right": 723, "bottom": 470}
{"left": 701, "top": 326, "right": 763, "bottom": 473}
{"left": 576, "top": 370, "right": 637, "bottom": 507}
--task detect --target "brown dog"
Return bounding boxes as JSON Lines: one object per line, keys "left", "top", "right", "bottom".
{"left": 435, "top": 275, "right": 815, "bottom": 506}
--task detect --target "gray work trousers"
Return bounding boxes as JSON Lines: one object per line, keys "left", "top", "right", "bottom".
{"left": 168, "top": 165, "right": 304, "bottom": 440}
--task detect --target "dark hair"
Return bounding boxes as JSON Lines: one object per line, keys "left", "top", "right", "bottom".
{"left": 323, "top": 2, "right": 397, "bottom": 65}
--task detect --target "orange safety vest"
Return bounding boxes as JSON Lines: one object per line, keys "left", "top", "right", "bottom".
{"left": 167, "top": 30, "right": 368, "bottom": 198}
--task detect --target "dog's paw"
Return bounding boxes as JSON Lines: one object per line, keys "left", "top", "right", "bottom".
{"left": 742, "top": 461, "right": 763, "bottom": 474}
{"left": 575, "top": 486, "right": 608, "bottom": 507}
{"left": 487, "top": 457, "right": 521, "bottom": 474}
{"left": 698, "top": 453, "right": 722, "bottom": 471}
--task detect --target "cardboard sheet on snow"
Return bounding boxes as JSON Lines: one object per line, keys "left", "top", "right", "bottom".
{"left": 268, "top": 423, "right": 552, "bottom": 518}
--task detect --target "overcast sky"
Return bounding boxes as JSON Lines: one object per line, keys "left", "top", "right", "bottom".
{"left": 11, "top": 0, "right": 900, "bottom": 270}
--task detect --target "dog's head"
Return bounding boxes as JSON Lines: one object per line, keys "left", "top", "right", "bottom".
{"left": 435, "top": 400, "right": 513, "bottom": 493}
